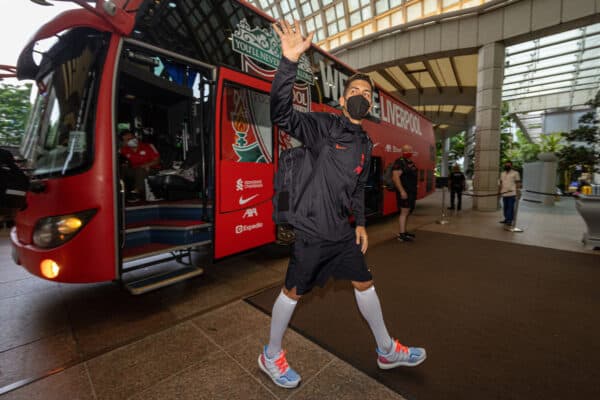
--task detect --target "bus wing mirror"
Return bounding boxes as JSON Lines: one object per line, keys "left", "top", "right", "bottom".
{"left": 16, "top": 43, "right": 39, "bottom": 81}
{"left": 30, "top": 0, "right": 54, "bottom": 5}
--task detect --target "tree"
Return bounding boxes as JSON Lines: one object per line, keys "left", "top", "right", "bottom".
{"left": 448, "top": 132, "right": 465, "bottom": 163}
{"left": 0, "top": 83, "right": 32, "bottom": 146}
{"left": 507, "top": 129, "right": 541, "bottom": 171}
{"left": 557, "top": 103, "right": 600, "bottom": 187}
{"left": 499, "top": 101, "right": 514, "bottom": 166}
{"left": 435, "top": 131, "right": 466, "bottom": 175}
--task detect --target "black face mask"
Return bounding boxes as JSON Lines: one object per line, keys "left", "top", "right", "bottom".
{"left": 345, "top": 95, "right": 370, "bottom": 120}
{"left": 504, "top": 165, "right": 511, "bottom": 171}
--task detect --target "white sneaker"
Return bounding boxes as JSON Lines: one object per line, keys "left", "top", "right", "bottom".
{"left": 258, "top": 346, "right": 301, "bottom": 389}
{"left": 376, "top": 339, "right": 427, "bottom": 369}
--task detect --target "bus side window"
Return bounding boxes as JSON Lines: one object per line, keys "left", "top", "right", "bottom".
{"left": 220, "top": 84, "right": 273, "bottom": 164}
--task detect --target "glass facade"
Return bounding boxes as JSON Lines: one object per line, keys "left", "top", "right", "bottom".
{"left": 504, "top": 23, "right": 600, "bottom": 142}
{"left": 249, "top": 0, "right": 491, "bottom": 51}
{"left": 503, "top": 23, "right": 600, "bottom": 101}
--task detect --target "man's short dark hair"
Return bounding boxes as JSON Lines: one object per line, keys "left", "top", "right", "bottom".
{"left": 343, "top": 73, "right": 373, "bottom": 96}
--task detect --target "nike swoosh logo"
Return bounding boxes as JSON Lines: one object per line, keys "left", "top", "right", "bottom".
{"left": 373, "top": 142, "right": 380, "bottom": 148}
{"left": 239, "top": 194, "right": 259, "bottom": 205}
{"left": 335, "top": 143, "right": 347, "bottom": 150}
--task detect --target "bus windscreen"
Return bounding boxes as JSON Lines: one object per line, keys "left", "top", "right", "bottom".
{"left": 20, "top": 28, "right": 109, "bottom": 178}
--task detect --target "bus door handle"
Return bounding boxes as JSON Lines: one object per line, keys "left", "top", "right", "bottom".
{"left": 119, "top": 179, "right": 126, "bottom": 249}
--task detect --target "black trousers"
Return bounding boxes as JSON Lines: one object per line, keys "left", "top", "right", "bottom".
{"left": 450, "top": 189, "right": 462, "bottom": 210}
{"left": 122, "top": 166, "right": 148, "bottom": 194}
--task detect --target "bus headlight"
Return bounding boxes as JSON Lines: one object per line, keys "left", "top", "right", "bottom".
{"left": 33, "top": 209, "right": 97, "bottom": 248}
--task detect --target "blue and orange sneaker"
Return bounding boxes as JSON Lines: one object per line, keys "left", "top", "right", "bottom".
{"left": 258, "top": 346, "right": 301, "bottom": 389}
{"left": 376, "top": 339, "right": 427, "bottom": 369}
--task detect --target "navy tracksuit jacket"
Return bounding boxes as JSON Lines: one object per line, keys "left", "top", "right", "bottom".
{"left": 271, "top": 57, "right": 373, "bottom": 242}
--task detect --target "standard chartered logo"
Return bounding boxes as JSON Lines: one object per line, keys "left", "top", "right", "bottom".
{"left": 235, "top": 178, "right": 263, "bottom": 192}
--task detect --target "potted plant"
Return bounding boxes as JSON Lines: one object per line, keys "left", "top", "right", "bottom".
{"left": 538, "top": 132, "right": 563, "bottom": 161}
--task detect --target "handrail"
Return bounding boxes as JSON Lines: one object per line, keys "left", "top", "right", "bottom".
{"left": 331, "top": 0, "right": 523, "bottom": 56}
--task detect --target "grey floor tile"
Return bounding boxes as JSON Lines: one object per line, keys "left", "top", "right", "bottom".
{"left": 227, "top": 330, "right": 334, "bottom": 399}
{"left": 419, "top": 194, "right": 597, "bottom": 255}
{"left": 289, "top": 358, "right": 405, "bottom": 400}
{"left": 0, "top": 331, "right": 78, "bottom": 388}
{"left": 239, "top": 244, "right": 291, "bottom": 271}
{"left": 0, "top": 265, "right": 31, "bottom": 285}
{"left": 219, "top": 263, "right": 284, "bottom": 295}
{"left": 166, "top": 278, "right": 240, "bottom": 320}
{"left": 192, "top": 301, "right": 271, "bottom": 347}
{"left": 268, "top": 261, "right": 289, "bottom": 275}
{"left": 211, "top": 256, "right": 284, "bottom": 292}
{"left": 0, "top": 277, "right": 59, "bottom": 300}
{"left": 86, "top": 321, "right": 213, "bottom": 400}
{"left": 64, "top": 283, "right": 179, "bottom": 357}
{"left": 0, "top": 364, "right": 95, "bottom": 400}
{"left": 0, "top": 252, "right": 31, "bottom": 284}
{"left": 0, "top": 289, "right": 69, "bottom": 352}
{"left": 129, "top": 350, "right": 277, "bottom": 400}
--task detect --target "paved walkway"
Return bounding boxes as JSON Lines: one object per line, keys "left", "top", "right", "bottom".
{"left": 0, "top": 190, "right": 595, "bottom": 399}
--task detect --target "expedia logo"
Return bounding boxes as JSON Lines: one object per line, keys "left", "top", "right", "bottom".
{"left": 235, "top": 222, "right": 264, "bottom": 234}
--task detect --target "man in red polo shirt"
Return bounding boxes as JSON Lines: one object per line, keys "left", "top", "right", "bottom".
{"left": 119, "top": 130, "right": 160, "bottom": 201}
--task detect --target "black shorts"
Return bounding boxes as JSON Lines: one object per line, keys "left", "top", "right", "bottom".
{"left": 285, "top": 233, "right": 373, "bottom": 295}
{"left": 396, "top": 191, "right": 417, "bottom": 212}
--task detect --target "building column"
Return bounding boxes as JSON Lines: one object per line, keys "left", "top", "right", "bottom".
{"left": 473, "top": 42, "right": 505, "bottom": 211}
{"left": 463, "top": 126, "right": 475, "bottom": 178}
{"left": 441, "top": 135, "right": 450, "bottom": 177}
{"left": 595, "top": 105, "right": 600, "bottom": 185}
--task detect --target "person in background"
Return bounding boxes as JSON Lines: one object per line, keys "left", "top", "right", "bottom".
{"left": 392, "top": 144, "right": 418, "bottom": 241}
{"left": 498, "top": 160, "right": 521, "bottom": 225}
{"left": 119, "top": 130, "right": 160, "bottom": 202}
{"left": 448, "top": 164, "right": 466, "bottom": 211}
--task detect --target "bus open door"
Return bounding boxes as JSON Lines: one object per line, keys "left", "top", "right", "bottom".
{"left": 213, "top": 68, "right": 276, "bottom": 259}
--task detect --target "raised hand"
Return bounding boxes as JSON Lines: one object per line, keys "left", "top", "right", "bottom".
{"left": 272, "top": 20, "right": 314, "bottom": 62}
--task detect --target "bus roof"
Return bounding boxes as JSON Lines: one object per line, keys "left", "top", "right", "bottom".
{"left": 18, "top": 0, "right": 429, "bottom": 121}
{"left": 130, "top": 0, "right": 427, "bottom": 118}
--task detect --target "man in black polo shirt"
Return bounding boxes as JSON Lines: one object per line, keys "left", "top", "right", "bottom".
{"left": 448, "top": 164, "right": 466, "bottom": 211}
{"left": 392, "top": 144, "right": 418, "bottom": 241}
{"left": 258, "top": 20, "right": 426, "bottom": 390}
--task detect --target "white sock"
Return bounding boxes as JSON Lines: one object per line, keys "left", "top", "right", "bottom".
{"left": 266, "top": 290, "right": 298, "bottom": 358}
{"left": 354, "top": 286, "right": 393, "bottom": 353}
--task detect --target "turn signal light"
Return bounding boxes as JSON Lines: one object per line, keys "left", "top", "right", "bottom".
{"left": 40, "top": 259, "right": 60, "bottom": 279}
{"left": 57, "top": 217, "right": 83, "bottom": 234}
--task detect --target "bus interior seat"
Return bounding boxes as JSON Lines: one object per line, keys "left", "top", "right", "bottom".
{"left": 147, "top": 146, "right": 203, "bottom": 201}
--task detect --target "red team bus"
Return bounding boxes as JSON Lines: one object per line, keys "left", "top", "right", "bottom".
{"left": 9, "top": 0, "right": 435, "bottom": 293}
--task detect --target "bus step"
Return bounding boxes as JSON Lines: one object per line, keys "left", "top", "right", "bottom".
{"left": 123, "top": 241, "right": 211, "bottom": 263}
{"left": 125, "top": 219, "right": 210, "bottom": 231}
{"left": 125, "top": 266, "right": 204, "bottom": 295}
